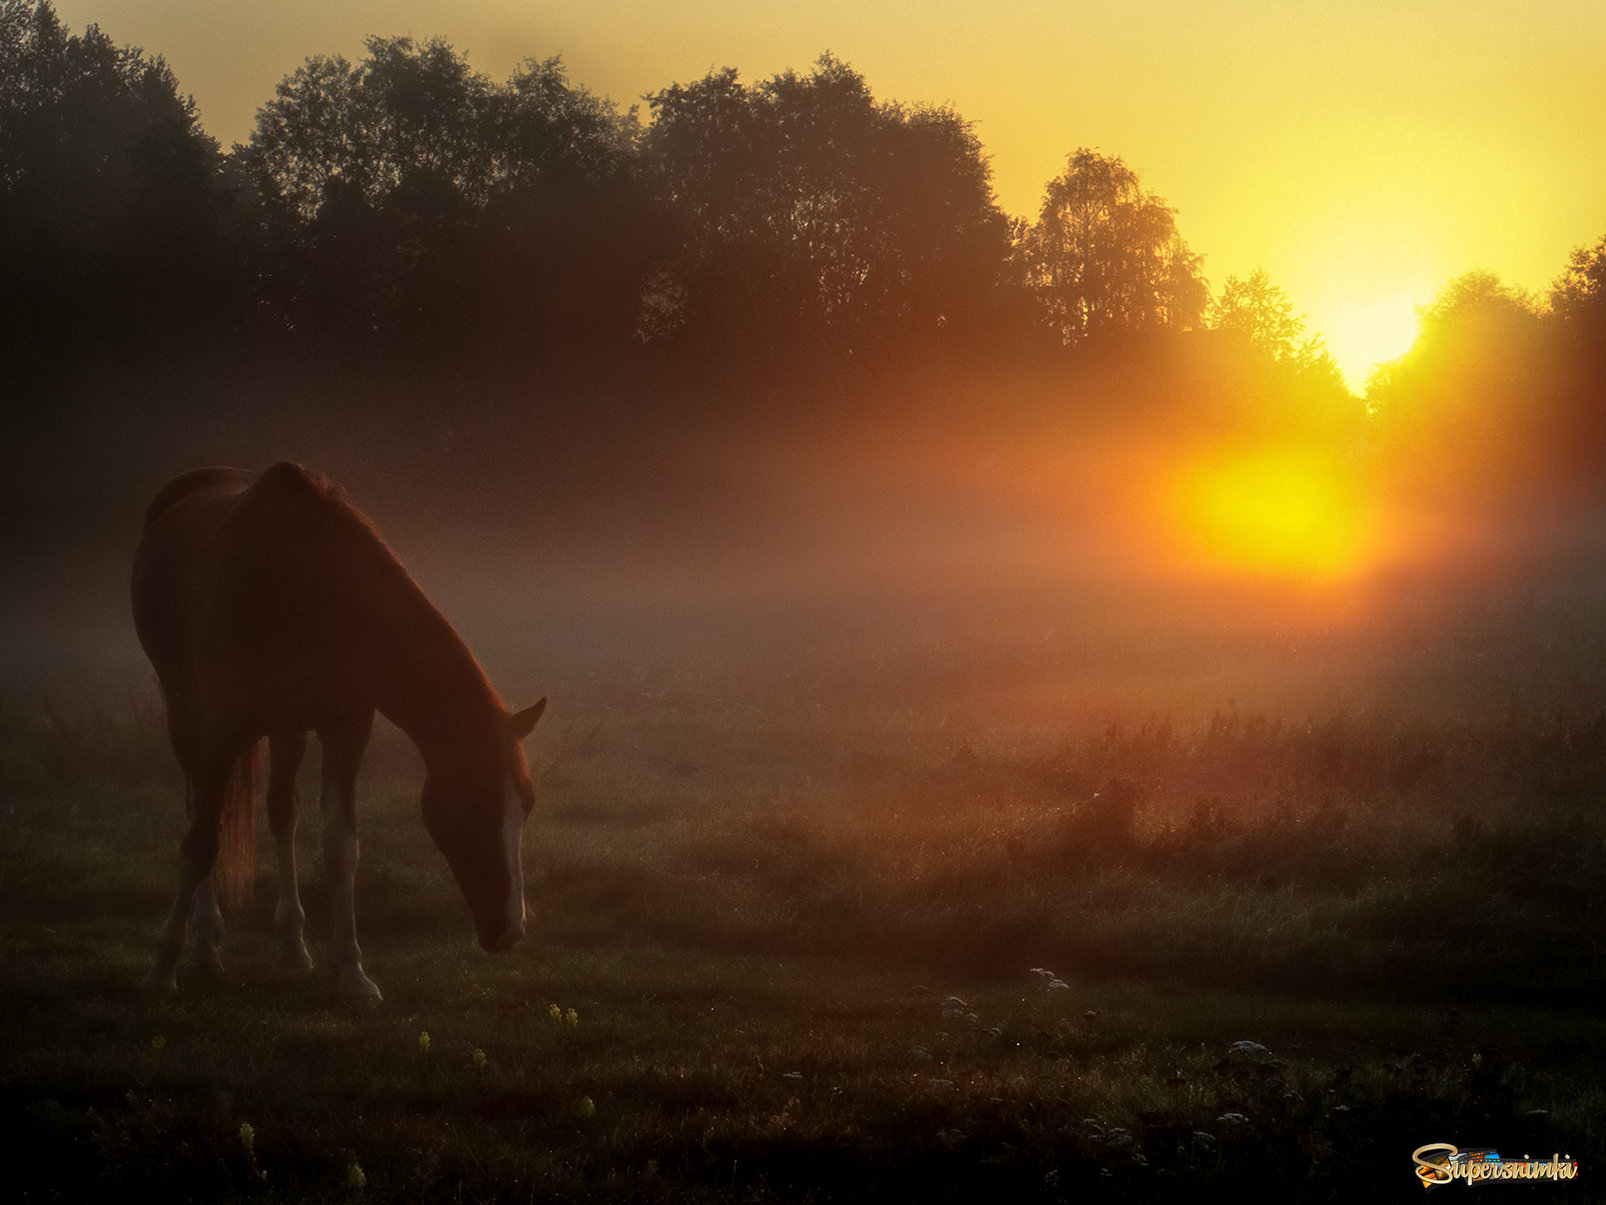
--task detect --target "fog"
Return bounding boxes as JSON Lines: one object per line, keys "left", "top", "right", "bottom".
{"left": 10, "top": 347, "right": 1606, "bottom": 745}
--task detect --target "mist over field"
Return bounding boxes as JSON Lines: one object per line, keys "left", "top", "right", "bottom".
{"left": 8, "top": 348, "right": 1606, "bottom": 737}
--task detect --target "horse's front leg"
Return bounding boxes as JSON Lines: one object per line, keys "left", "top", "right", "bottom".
{"left": 319, "top": 713, "right": 380, "bottom": 999}
{"left": 268, "top": 731, "right": 313, "bottom": 970}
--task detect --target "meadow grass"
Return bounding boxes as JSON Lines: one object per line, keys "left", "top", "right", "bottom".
{"left": 4, "top": 654, "right": 1606, "bottom": 1202}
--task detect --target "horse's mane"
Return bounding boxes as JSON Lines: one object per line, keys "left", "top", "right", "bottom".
{"left": 249, "top": 463, "right": 502, "bottom": 721}
{"left": 256, "top": 462, "right": 389, "bottom": 553}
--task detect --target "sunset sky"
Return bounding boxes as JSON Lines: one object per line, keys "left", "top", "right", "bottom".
{"left": 52, "top": 0, "right": 1606, "bottom": 389}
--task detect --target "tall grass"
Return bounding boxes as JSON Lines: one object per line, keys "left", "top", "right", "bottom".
{"left": 4, "top": 661, "right": 1605, "bottom": 1201}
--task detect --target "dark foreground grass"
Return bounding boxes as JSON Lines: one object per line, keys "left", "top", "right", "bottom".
{"left": 4, "top": 686, "right": 1606, "bottom": 1202}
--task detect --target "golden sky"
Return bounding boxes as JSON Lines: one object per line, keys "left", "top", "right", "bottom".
{"left": 54, "top": 0, "right": 1606, "bottom": 388}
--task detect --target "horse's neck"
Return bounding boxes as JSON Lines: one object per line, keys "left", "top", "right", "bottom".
{"left": 341, "top": 562, "right": 501, "bottom": 756}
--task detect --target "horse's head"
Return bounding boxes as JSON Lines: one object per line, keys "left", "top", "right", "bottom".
{"left": 421, "top": 699, "right": 546, "bottom": 952}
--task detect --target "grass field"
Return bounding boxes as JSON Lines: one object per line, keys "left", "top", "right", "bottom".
{"left": 5, "top": 605, "right": 1606, "bottom": 1202}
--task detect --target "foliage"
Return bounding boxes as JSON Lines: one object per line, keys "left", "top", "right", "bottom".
{"left": 1198, "top": 268, "right": 1357, "bottom": 444}
{"left": 1020, "top": 149, "right": 1208, "bottom": 344}
{"left": 0, "top": 0, "right": 227, "bottom": 361}
{"left": 235, "top": 36, "right": 648, "bottom": 357}
{"left": 1550, "top": 235, "right": 1606, "bottom": 341}
{"left": 1208, "top": 268, "right": 1310, "bottom": 360}
{"left": 640, "top": 54, "right": 1015, "bottom": 359}
{"left": 1364, "top": 270, "right": 1582, "bottom": 529}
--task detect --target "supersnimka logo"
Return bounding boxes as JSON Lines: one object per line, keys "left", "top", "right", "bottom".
{"left": 1413, "top": 1143, "right": 1579, "bottom": 1189}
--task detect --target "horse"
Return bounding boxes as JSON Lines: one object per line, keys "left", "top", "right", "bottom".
{"left": 131, "top": 462, "right": 545, "bottom": 998}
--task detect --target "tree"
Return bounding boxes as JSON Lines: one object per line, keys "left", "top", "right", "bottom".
{"left": 235, "top": 37, "right": 646, "bottom": 356}
{"left": 244, "top": 36, "right": 505, "bottom": 226}
{"left": 1414, "top": 268, "right": 1539, "bottom": 344}
{"left": 0, "top": 0, "right": 228, "bottom": 359}
{"left": 1543, "top": 235, "right": 1606, "bottom": 497}
{"left": 640, "top": 54, "right": 1014, "bottom": 358}
{"left": 1365, "top": 269, "right": 1562, "bottom": 518}
{"left": 1208, "top": 268, "right": 1304, "bottom": 358}
{"left": 1021, "top": 149, "right": 1207, "bottom": 343}
{"left": 1550, "top": 234, "right": 1606, "bottom": 354}
{"left": 1208, "top": 267, "right": 1350, "bottom": 401}
{"left": 469, "top": 56, "right": 650, "bottom": 358}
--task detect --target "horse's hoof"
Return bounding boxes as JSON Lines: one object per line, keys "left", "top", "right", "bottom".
{"left": 280, "top": 944, "right": 315, "bottom": 972}
{"left": 333, "top": 966, "right": 383, "bottom": 1001}
{"left": 180, "top": 954, "right": 225, "bottom": 978}
{"left": 141, "top": 969, "right": 179, "bottom": 995}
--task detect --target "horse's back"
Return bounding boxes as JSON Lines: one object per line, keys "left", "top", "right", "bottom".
{"left": 134, "top": 462, "right": 405, "bottom": 733}
{"left": 133, "top": 463, "right": 327, "bottom": 687}
{"left": 142, "top": 466, "right": 257, "bottom": 530}
{"left": 134, "top": 467, "right": 249, "bottom": 661}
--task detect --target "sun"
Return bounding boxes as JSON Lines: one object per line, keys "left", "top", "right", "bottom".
{"left": 1172, "top": 446, "right": 1374, "bottom": 581}
{"left": 1320, "top": 293, "right": 1421, "bottom": 392}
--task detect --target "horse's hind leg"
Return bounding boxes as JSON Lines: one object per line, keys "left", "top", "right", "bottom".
{"left": 268, "top": 731, "right": 313, "bottom": 970}
{"left": 319, "top": 712, "right": 380, "bottom": 999}
{"left": 144, "top": 757, "right": 231, "bottom": 993}
{"left": 182, "top": 872, "right": 226, "bottom": 977}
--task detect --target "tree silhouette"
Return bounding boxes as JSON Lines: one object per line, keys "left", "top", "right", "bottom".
{"left": 238, "top": 36, "right": 644, "bottom": 357}
{"left": 640, "top": 54, "right": 1013, "bottom": 361}
{"left": 1207, "top": 267, "right": 1350, "bottom": 405}
{"left": 0, "top": 0, "right": 228, "bottom": 362}
{"left": 1209, "top": 268, "right": 1304, "bottom": 358}
{"left": 1551, "top": 235, "right": 1606, "bottom": 355}
{"left": 1021, "top": 149, "right": 1207, "bottom": 344}
{"left": 1366, "top": 269, "right": 1564, "bottom": 523}
{"left": 1543, "top": 235, "right": 1606, "bottom": 498}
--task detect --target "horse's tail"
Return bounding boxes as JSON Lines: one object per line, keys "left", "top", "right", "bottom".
{"left": 215, "top": 739, "right": 264, "bottom": 912}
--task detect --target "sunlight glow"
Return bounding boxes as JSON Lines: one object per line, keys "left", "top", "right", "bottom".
{"left": 1173, "top": 447, "right": 1374, "bottom": 581}
{"left": 1321, "top": 294, "right": 1421, "bottom": 392}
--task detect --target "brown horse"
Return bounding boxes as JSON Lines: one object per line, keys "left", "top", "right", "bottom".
{"left": 132, "top": 462, "right": 545, "bottom": 997}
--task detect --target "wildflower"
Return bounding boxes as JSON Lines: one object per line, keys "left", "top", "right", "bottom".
{"left": 150, "top": 1035, "right": 167, "bottom": 1050}
{"left": 418, "top": 1031, "right": 431, "bottom": 1057}
{"left": 940, "top": 996, "right": 977, "bottom": 1025}
{"left": 345, "top": 1159, "right": 366, "bottom": 1192}
{"left": 239, "top": 1122, "right": 255, "bottom": 1159}
{"left": 565, "top": 1008, "right": 579, "bottom": 1031}
{"left": 578, "top": 1096, "right": 596, "bottom": 1118}
{"left": 472, "top": 1048, "right": 487, "bottom": 1073}
{"left": 548, "top": 1004, "right": 563, "bottom": 1027}
{"left": 1215, "top": 1111, "right": 1255, "bottom": 1136}
{"left": 1227, "top": 1040, "right": 1273, "bottom": 1063}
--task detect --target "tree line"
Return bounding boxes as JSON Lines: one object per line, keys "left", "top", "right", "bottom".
{"left": 0, "top": 2, "right": 1322, "bottom": 375}
{"left": 3, "top": 0, "right": 1605, "bottom": 539}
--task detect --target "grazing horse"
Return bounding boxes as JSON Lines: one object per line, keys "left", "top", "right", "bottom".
{"left": 132, "top": 462, "right": 545, "bottom": 997}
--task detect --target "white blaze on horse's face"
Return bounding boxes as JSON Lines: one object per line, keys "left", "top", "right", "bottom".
{"left": 420, "top": 762, "right": 533, "bottom": 954}
{"left": 501, "top": 775, "right": 528, "bottom": 940}
{"left": 421, "top": 699, "right": 542, "bottom": 953}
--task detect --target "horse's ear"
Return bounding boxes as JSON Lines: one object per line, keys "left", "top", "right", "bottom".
{"left": 511, "top": 698, "right": 546, "bottom": 741}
